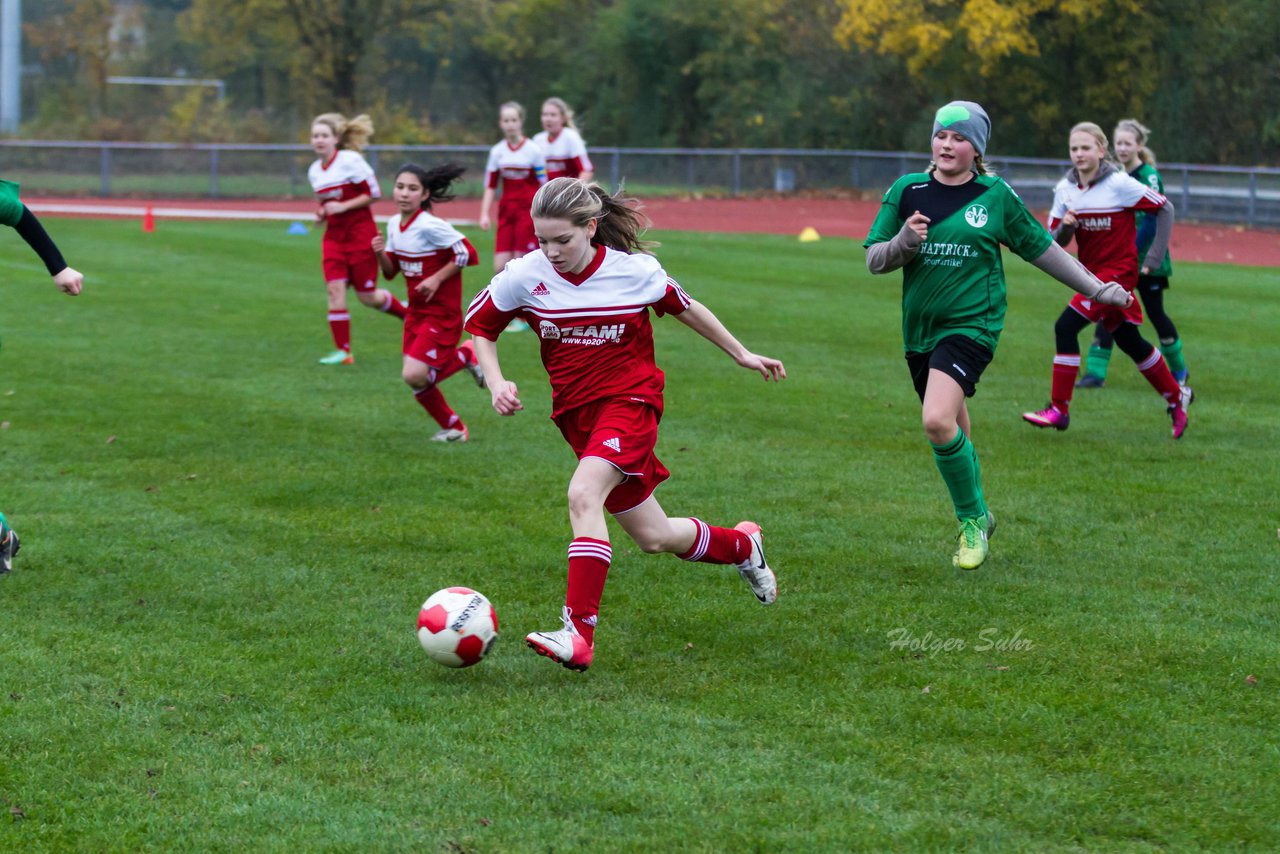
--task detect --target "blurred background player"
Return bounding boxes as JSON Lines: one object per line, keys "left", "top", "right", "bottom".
{"left": 534, "top": 97, "right": 594, "bottom": 182}
{"left": 1022, "top": 121, "right": 1190, "bottom": 438}
{"left": 1, "top": 177, "right": 85, "bottom": 574}
{"left": 308, "top": 112, "right": 407, "bottom": 365}
{"left": 864, "top": 102, "right": 1133, "bottom": 571}
{"left": 372, "top": 163, "right": 486, "bottom": 442}
{"left": 465, "top": 177, "right": 785, "bottom": 672}
{"left": 477, "top": 101, "right": 548, "bottom": 332}
{"left": 1076, "top": 118, "right": 1192, "bottom": 389}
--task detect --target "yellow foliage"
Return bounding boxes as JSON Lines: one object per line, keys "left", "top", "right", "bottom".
{"left": 835, "top": 0, "right": 1119, "bottom": 76}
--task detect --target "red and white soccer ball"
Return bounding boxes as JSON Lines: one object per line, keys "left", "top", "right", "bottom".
{"left": 416, "top": 587, "right": 499, "bottom": 668}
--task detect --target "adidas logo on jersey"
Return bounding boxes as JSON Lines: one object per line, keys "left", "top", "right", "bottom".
{"left": 531, "top": 282, "right": 550, "bottom": 296}
{"left": 602, "top": 437, "right": 621, "bottom": 453}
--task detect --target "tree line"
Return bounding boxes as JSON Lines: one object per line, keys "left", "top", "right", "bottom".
{"left": 17, "top": 0, "right": 1280, "bottom": 164}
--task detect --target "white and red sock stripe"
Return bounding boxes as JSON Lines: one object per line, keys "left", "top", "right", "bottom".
{"left": 679, "top": 518, "right": 711, "bottom": 562}
{"left": 568, "top": 537, "right": 612, "bottom": 564}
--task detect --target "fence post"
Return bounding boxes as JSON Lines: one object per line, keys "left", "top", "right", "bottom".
{"left": 732, "top": 149, "right": 741, "bottom": 196}
{"left": 1180, "top": 167, "right": 1190, "bottom": 219}
{"left": 850, "top": 154, "right": 860, "bottom": 190}
{"left": 99, "top": 145, "right": 111, "bottom": 196}
{"left": 210, "top": 148, "right": 220, "bottom": 198}
{"left": 686, "top": 154, "right": 695, "bottom": 193}
{"left": 610, "top": 150, "right": 620, "bottom": 192}
{"left": 1247, "top": 170, "right": 1257, "bottom": 228}
{"left": 290, "top": 151, "right": 299, "bottom": 196}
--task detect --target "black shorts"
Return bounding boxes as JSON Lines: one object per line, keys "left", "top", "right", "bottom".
{"left": 1138, "top": 274, "right": 1169, "bottom": 292}
{"left": 906, "top": 335, "right": 994, "bottom": 402}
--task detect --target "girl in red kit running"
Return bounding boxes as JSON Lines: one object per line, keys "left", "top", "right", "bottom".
{"left": 465, "top": 177, "right": 786, "bottom": 672}
{"left": 1021, "top": 122, "right": 1191, "bottom": 438}
{"left": 308, "top": 112, "right": 407, "bottom": 365}
{"left": 533, "top": 97, "right": 594, "bottom": 182}
{"left": 372, "top": 163, "right": 487, "bottom": 442}
{"left": 478, "top": 102, "right": 547, "bottom": 333}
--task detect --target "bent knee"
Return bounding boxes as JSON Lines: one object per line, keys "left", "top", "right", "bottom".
{"left": 921, "top": 413, "right": 958, "bottom": 445}
{"left": 403, "top": 367, "right": 434, "bottom": 388}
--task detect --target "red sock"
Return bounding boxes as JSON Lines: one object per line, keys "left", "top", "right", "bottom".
{"left": 1136, "top": 346, "right": 1182, "bottom": 405}
{"left": 412, "top": 385, "right": 460, "bottom": 429}
{"left": 432, "top": 349, "right": 467, "bottom": 383}
{"left": 677, "top": 518, "right": 751, "bottom": 565}
{"left": 1051, "top": 354, "right": 1079, "bottom": 412}
{"left": 566, "top": 538, "right": 611, "bottom": 645}
{"left": 328, "top": 311, "right": 351, "bottom": 352}
{"left": 380, "top": 292, "right": 407, "bottom": 319}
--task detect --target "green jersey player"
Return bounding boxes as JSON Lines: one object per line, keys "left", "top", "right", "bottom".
{"left": 1, "top": 179, "right": 84, "bottom": 573}
{"left": 863, "top": 101, "right": 1131, "bottom": 571}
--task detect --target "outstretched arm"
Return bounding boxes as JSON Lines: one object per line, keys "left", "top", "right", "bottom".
{"left": 13, "top": 207, "right": 82, "bottom": 295}
{"left": 673, "top": 300, "right": 785, "bottom": 381}
{"left": 472, "top": 335, "right": 523, "bottom": 415}
{"left": 1030, "top": 242, "right": 1131, "bottom": 307}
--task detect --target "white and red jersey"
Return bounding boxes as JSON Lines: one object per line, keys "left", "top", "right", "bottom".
{"left": 484, "top": 138, "right": 548, "bottom": 210}
{"left": 532, "top": 127, "right": 593, "bottom": 181}
{"left": 1049, "top": 167, "right": 1166, "bottom": 288}
{"left": 384, "top": 208, "right": 478, "bottom": 319}
{"left": 309, "top": 149, "right": 381, "bottom": 244}
{"left": 464, "top": 244, "right": 691, "bottom": 418}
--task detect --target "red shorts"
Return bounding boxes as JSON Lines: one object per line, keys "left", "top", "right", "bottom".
{"left": 402, "top": 314, "right": 460, "bottom": 369}
{"left": 495, "top": 202, "right": 538, "bottom": 255}
{"left": 322, "top": 242, "right": 378, "bottom": 292}
{"left": 1068, "top": 290, "right": 1144, "bottom": 331}
{"left": 555, "top": 398, "right": 669, "bottom": 515}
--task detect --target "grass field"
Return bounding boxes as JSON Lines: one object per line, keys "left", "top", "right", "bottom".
{"left": 1, "top": 219, "right": 1277, "bottom": 851}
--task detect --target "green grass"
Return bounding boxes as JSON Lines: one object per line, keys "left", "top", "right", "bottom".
{"left": 1, "top": 219, "right": 1277, "bottom": 851}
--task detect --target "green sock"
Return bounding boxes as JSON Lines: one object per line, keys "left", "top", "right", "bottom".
{"left": 1085, "top": 344, "right": 1113, "bottom": 380}
{"left": 931, "top": 431, "right": 985, "bottom": 520}
{"left": 1159, "top": 338, "right": 1187, "bottom": 375}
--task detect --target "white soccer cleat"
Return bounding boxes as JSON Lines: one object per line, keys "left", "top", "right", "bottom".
{"left": 430, "top": 425, "right": 469, "bottom": 443}
{"left": 525, "top": 606, "right": 593, "bottom": 671}
{"left": 734, "top": 521, "right": 778, "bottom": 605}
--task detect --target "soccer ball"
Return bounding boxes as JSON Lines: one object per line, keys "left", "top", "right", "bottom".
{"left": 416, "top": 587, "right": 498, "bottom": 668}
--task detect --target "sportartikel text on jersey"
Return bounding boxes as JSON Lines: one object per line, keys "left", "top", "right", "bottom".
{"left": 384, "top": 209, "right": 478, "bottom": 322}
{"left": 464, "top": 244, "right": 691, "bottom": 418}
{"left": 308, "top": 149, "right": 380, "bottom": 244}
{"left": 485, "top": 139, "right": 548, "bottom": 209}
{"left": 532, "top": 128, "right": 593, "bottom": 181}
{"left": 1049, "top": 168, "right": 1167, "bottom": 288}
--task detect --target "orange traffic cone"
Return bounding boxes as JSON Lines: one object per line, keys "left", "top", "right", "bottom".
{"left": 142, "top": 205, "right": 155, "bottom": 233}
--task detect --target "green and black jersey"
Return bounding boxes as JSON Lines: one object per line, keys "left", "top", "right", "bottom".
{"left": 1129, "top": 162, "right": 1173, "bottom": 278}
{"left": 0, "top": 180, "right": 23, "bottom": 228}
{"left": 864, "top": 172, "right": 1052, "bottom": 355}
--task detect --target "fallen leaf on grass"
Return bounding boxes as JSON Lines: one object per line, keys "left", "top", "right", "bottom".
{"left": 0, "top": 422, "right": 8, "bottom": 430}
{"left": 921, "top": 685, "right": 931, "bottom": 694}
{"left": 479, "top": 818, "right": 492, "bottom": 826}
{"left": 1245, "top": 674, "right": 1258, "bottom": 686}
{"left": 10, "top": 805, "right": 25, "bottom": 820}
{"left": 106, "top": 435, "right": 117, "bottom": 444}
{"left": 185, "top": 474, "right": 198, "bottom": 480}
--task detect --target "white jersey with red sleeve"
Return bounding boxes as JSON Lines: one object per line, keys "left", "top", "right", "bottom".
{"left": 485, "top": 139, "right": 548, "bottom": 209}
{"left": 1049, "top": 168, "right": 1166, "bottom": 288}
{"left": 308, "top": 149, "right": 381, "bottom": 244}
{"left": 464, "top": 244, "right": 691, "bottom": 418}
{"left": 384, "top": 209, "right": 478, "bottom": 315}
{"left": 532, "top": 128, "right": 593, "bottom": 181}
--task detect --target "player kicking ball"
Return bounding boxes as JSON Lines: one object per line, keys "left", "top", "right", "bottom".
{"left": 465, "top": 177, "right": 785, "bottom": 671}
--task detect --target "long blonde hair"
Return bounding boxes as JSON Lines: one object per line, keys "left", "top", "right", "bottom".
{"left": 312, "top": 112, "right": 374, "bottom": 152}
{"left": 531, "top": 177, "right": 657, "bottom": 255}
{"left": 1114, "top": 118, "right": 1157, "bottom": 168}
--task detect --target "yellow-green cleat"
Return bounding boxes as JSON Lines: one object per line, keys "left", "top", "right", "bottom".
{"left": 318, "top": 349, "right": 354, "bottom": 365}
{"left": 952, "top": 510, "right": 995, "bottom": 571}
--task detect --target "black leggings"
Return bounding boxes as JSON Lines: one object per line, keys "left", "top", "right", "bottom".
{"left": 1057, "top": 310, "right": 1155, "bottom": 363}
{"left": 1092, "top": 280, "right": 1178, "bottom": 349}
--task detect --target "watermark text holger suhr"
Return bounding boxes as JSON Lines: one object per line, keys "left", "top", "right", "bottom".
{"left": 886, "top": 627, "right": 1034, "bottom": 657}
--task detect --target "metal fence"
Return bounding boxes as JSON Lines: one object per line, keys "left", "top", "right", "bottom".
{"left": 3, "top": 140, "right": 1279, "bottom": 228}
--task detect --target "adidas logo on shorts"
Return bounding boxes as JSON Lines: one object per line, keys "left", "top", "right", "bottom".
{"left": 531, "top": 282, "right": 550, "bottom": 296}
{"left": 602, "top": 437, "right": 621, "bottom": 453}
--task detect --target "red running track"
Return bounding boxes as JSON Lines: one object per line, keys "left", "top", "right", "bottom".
{"left": 26, "top": 194, "right": 1280, "bottom": 267}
